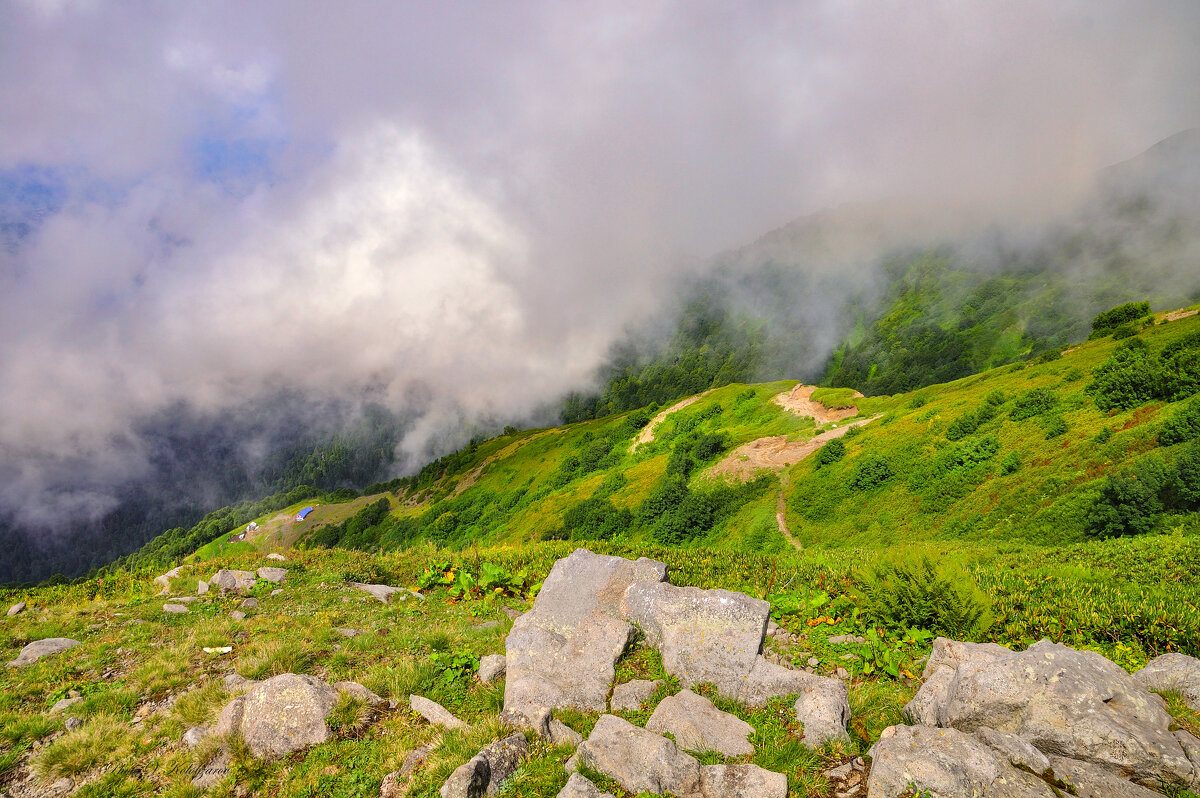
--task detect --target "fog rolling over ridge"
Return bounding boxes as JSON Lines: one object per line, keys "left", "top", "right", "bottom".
{"left": 1, "top": 2, "right": 1199, "bottom": 581}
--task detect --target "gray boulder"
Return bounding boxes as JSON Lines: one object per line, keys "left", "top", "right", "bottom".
{"left": 574, "top": 713, "right": 701, "bottom": 796}
{"left": 381, "top": 744, "right": 435, "bottom": 797}
{"left": 230, "top": 610, "right": 247, "bottom": 621}
{"left": 256, "top": 567, "right": 288, "bottom": 583}
{"left": 440, "top": 733, "right": 529, "bottom": 798}
{"left": 7, "top": 637, "right": 81, "bottom": 667}
{"left": 163, "top": 603, "right": 189, "bottom": 614}
{"left": 866, "top": 724, "right": 1055, "bottom": 798}
{"left": 1048, "top": 756, "right": 1162, "bottom": 798}
{"left": 7, "top": 601, "right": 26, "bottom": 617}
{"left": 548, "top": 718, "right": 583, "bottom": 747}
{"left": 792, "top": 679, "right": 851, "bottom": 747}
{"left": 242, "top": 597, "right": 260, "bottom": 609}
{"left": 350, "top": 582, "right": 425, "bottom": 603}
{"left": 217, "top": 673, "right": 339, "bottom": 758}
{"left": 610, "top": 679, "right": 661, "bottom": 712}
{"left": 973, "top": 726, "right": 1051, "bottom": 775}
{"left": 698, "top": 764, "right": 787, "bottom": 798}
{"left": 478, "top": 654, "right": 506, "bottom": 684}
{"left": 154, "top": 565, "right": 186, "bottom": 594}
{"left": 1135, "top": 653, "right": 1200, "bottom": 711}
{"left": 1177, "top": 730, "right": 1200, "bottom": 773}
{"left": 904, "top": 637, "right": 1013, "bottom": 725}
{"left": 646, "top": 688, "right": 754, "bottom": 757}
{"left": 197, "top": 580, "right": 209, "bottom": 595}
{"left": 211, "top": 569, "right": 257, "bottom": 593}
{"left": 556, "top": 772, "right": 614, "bottom": 798}
{"left": 619, "top": 581, "right": 767, "bottom": 699}
{"left": 503, "top": 549, "right": 667, "bottom": 727}
{"left": 920, "top": 639, "right": 1194, "bottom": 786}
{"left": 411, "top": 694, "right": 468, "bottom": 730}
{"left": 267, "top": 553, "right": 287, "bottom": 561}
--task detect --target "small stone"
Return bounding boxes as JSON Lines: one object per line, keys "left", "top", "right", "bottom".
{"left": 230, "top": 610, "right": 247, "bottom": 621}
{"left": 211, "top": 569, "right": 257, "bottom": 593}
{"left": 242, "top": 598, "right": 259, "bottom": 609}
{"left": 335, "top": 681, "right": 387, "bottom": 707}
{"left": 410, "top": 694, "right": 468, "bottom": 729}
{"left": 475, "top": 620, "right": 501, "bottom": 630}
{"left": 271, "top": 589, "right": 283, "bottom": 596}
{"left": 50, "top": 697, "right": 83, "bottom": 713}
{"left": 834, "top": 667, "right": 849, "bottom": 679}
{"left": 351, "top": 582, "right": 425, "bottom": 603}
{"left": 7, "top": 601, "right": 26, "bottom": 617}
{"left": 478, "top": 654, "right": 507, "bottom": 684}
{"left": 610, "top": 679, "right": 661, "bottom": 712}
{"left": 266, "top": 553, "right": 287, "bottom": 561}
{"left": 64, "top": 717, "right": 83, "bottom": 731}
{"left": 197, "top": 580, "right": 209, "bottom": 595}
{"left": 163, "top": 603, "right": 189, "bottom": 614}
{"left": 50, "top": 777, "right": 74, "bottom": 793}
{"left": 223, "top": 673, "right": 256, "bottom": 693}
{"left": 183, "top": 726, "right": 208, "bottom": 747}
{"left": 556, "top": 772, "right": 615, "bottom": 798}
{"left": 807, "top": 657, "right": 819, "bottom": 667}
{"left": 336, "top": 627, "right": 361, "bottom": 638}
{"left": 501, "top": 606, "right": 523, "bottom": 620}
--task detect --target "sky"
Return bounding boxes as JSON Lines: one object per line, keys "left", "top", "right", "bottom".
{"left": 1, "top": 0, "right": 1199, "bottom": 529}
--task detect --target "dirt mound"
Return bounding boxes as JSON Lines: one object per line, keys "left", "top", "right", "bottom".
{"left": 631, "top": 390, "right": 715, "bottom": 452}
{"left": 772, "top": 384, "right": 863, "bottom": 424}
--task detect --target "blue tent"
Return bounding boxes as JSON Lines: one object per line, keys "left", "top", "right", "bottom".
{"left": 296, "top": 506, "right": 314, "bottom": 521}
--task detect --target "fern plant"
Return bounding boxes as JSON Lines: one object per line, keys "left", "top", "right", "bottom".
{"left": 854, "top": 555, "right": 994, "bottom": 641}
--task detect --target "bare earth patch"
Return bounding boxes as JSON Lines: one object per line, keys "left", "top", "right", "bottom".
{"left": 707, "top": 419, "right": 874, "bottom": 483}
{"left": 1165, "top": 308, "right": 1200, "bottom": 322}
{"left": 771, "top": 384, "right": 863, "bottom": 424}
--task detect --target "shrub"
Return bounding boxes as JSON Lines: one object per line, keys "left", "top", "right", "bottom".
{"left": 1086, "top": 458, "right": 1168, "bottom": 538}
{"left": 692, "top": 433, "right": 728, "bottom": 461}
{"left": 1043, "top": 414, "right": 1068, "bottom": 439}
{"left": 849, "top": 456, "right": 895, "bottom": 491}
{"left": 1000, "top": 452, "right": 1021, "bottom": 475}
{"left": 814, "top": 438, "right": 846, "bottom": 468}
{"left": 854, "top": 555, "right": 994, "bottom": 640}
{"left": 1091, "top": 301, "right": 1151, "bottom": 336}
{"left": 1168, "top": 442, "right": 1200, "bottom": 511}
{"left": 1160, "top": 397, "right": 1200, "bottom": 446}
{"left": 1009, "top": 388, "right": 1057, "bottom": 421}
{"left": 561, "top": 497, "right": 632, "bottom": 540}
{"left": 945, "top": 412, "right": 980, "bottom": 441}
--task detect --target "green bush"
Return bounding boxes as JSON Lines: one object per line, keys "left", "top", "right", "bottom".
{"left": 1009, "top": 388, "right": 1058, "bottom": 421}
{"left": 999, "top": 452, "right": 1021, "bottom": 475}
{"left": 1086, "top": 458, "right": 1168, "bottom": 538}
{"left": 814, "top": 438, "right": 846, "bottom": 468}
{"left": 855, "top": 555, "right": 994, "bottom": 640}
{"left": 1088, "top": 333, "right": 1200, "bottom": 411}
{"left": 1091, "top": 301, "right": 1151, "bottom": 336}
{"left": 849, "top": 456, "right": 895, "bottom": 491}
{"left": 1043, "top": 414, "right": 1068, "bottom": 439}
{"left": 1160, "top": 397, "right": 1200, "bottom": 446}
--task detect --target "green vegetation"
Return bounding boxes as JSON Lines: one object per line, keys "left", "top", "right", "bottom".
{"left": 1091, "top": 301, "right": 1152, "bottom": 337}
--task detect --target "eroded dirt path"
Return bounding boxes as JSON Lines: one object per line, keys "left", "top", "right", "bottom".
{"left": 707, "top": 417, "right": 876, "bottom": 483}
{"left": 771, "top": 384, "right": 863, "bottom": 424}
{"left": 1165, "top": 308, "right": 1200, "bottom": 322}
{"left": 776, "top": 472, "right": 802, "bottom": 551}
{"left": 630, "top": 389, "right": 715, "bottom": 452}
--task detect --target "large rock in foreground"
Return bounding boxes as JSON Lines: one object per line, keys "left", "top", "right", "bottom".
{"left": 867, "top": 725, "right": 1055, "bottom": 798}
{"left": 646, "top": 689, "right": 754, "bottom": 757}
{"left": 210, "top": 569, "right": 257, "bottom": 593}
{"left": 7, "top": 637, "right": 81, "bottom": 667}
{"left": 439, "top": 733, "right": 528, "bottom": 798}
{"left": 906, "top": 638, "right": 1194, "bottom": 787}
{"left": 503, "top": 549, "right": 667, "bottom": 728}
{"left": 216, "top": 673, "right": 339, "bottom": 758}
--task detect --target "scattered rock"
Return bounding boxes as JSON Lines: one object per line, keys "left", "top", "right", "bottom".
{"left": 197, "top": 580, "right": 209, "bottom": 595}
{"left": 549, "top": 718, "right": 584, "bottom": 746}
{"left": 267, "top": 553, "right": 287, "bottom": 561}
{"left": 646, "top": 688, "right": 755, "bottom": 757}
{"left": 49, "top": 777, "right": 74, "bottom": 794}
{"left": 230, "top": 610, "right": 247, "bottom": 621}
{"left": 336, "top": 680, "right": 386, "bottom": 707}
{"left": 556, "top": 772, "right": 614, "bottom": 798}
{"left": 610, "top": 679, "right": 661, "bottom": 712}
{"left": 271, "top": 588, "right": 283, "bottom": 596}
{"left": 7, "top": 601, "right": 26, "bottom": 616}
{"left": 440, "top": 733, "right": 529, "bottom": 798}
{"left": 163, "top": 603, "right": 190, "bottom": 614}
{"left": 503, "top": 549, "right": 667, "bottom": 728}
{"left": 827, "top": 635, "right": 866, "bottom": 645}
{"left": 191, "top": 751, "right": 231, "bottom": 790}
{"left": 501, "top": 606, "right": 523, "bottom": 620}
{"left": 7, "top": 637, "right": 81, "bottom": 667}
{"left": 351, "top": 582, "right": 425, "bottom": 603}
{"left": 620, "top": 580, "right": 767, "bottom": 700}
{"left": 381, "top": 744, "right": 435, "bottom": 797}
{"left": 211, "top": 569, "right": 257, "bottom": 593}
{"left": 832, "top": 667, "right": 849, "bottom": 679}
{"left": 475, "top": 620, "right": 501, "bottom": 630}
{"left": 867, "top": 725, "right": 1055, "bottom": 798}
{"left": 224, "top": 673, "right": 257, "bottom": 693}
{"left": 217, "top": 673, "right": 340, "bottom": 758}
{"left": 256, "top": 567, "right": 288, "bottom": 583}
{"left": 574, "top": 714, "right": 701, "bottom": 796}
{"left": 478, "top": 654, "right": 506, "bottom": 684}
{"left": 49, "top": 697, "right": 83, "bottom": 713}
{"left": 64, "top": 716, "right": 83, "bottom": 731}
{"left": 242, "top": 598, "right": 260, "bottom": 609}
{"left": 183, "top": 726, "right": 208, "bottom": 747}
{"left": 1135, "top": 652, "right": 1200, "bottom": 711}
{"left": 793, "top": 681, "right": 852, "bottom": 746}
{"left": 336, "top": 627, "right": 361, "bottom": 638}
{"left": 154, "top": 565, "right": 186, "bottom": 594}
{"left": 698, "top": 764, "right": 787, "bottom": 798}
{"left": 411, "top": 694, "right": 468, "bottom": 730}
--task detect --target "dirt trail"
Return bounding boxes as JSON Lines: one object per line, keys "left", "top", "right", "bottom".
{"left": 708, "top": 416, "right": 876, "bottom": 483}
{"left": 453, "top": 429, "right": 562, "bottom": 496}
{"left": 771, "top": 384, "right": 863, "bottom": 424}
{"left": 630, "top": 389, "right": 715, "bottom": 452}
{"left": 775, "top": 472, "right": 802, "bottom": 551}
{"left": 1165, "top": 308, "right": 1200, "bottom": 322}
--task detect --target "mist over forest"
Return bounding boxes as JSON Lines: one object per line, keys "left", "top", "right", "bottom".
{"left": 1, "top": 2, "right": 1199, "bottom": 583}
